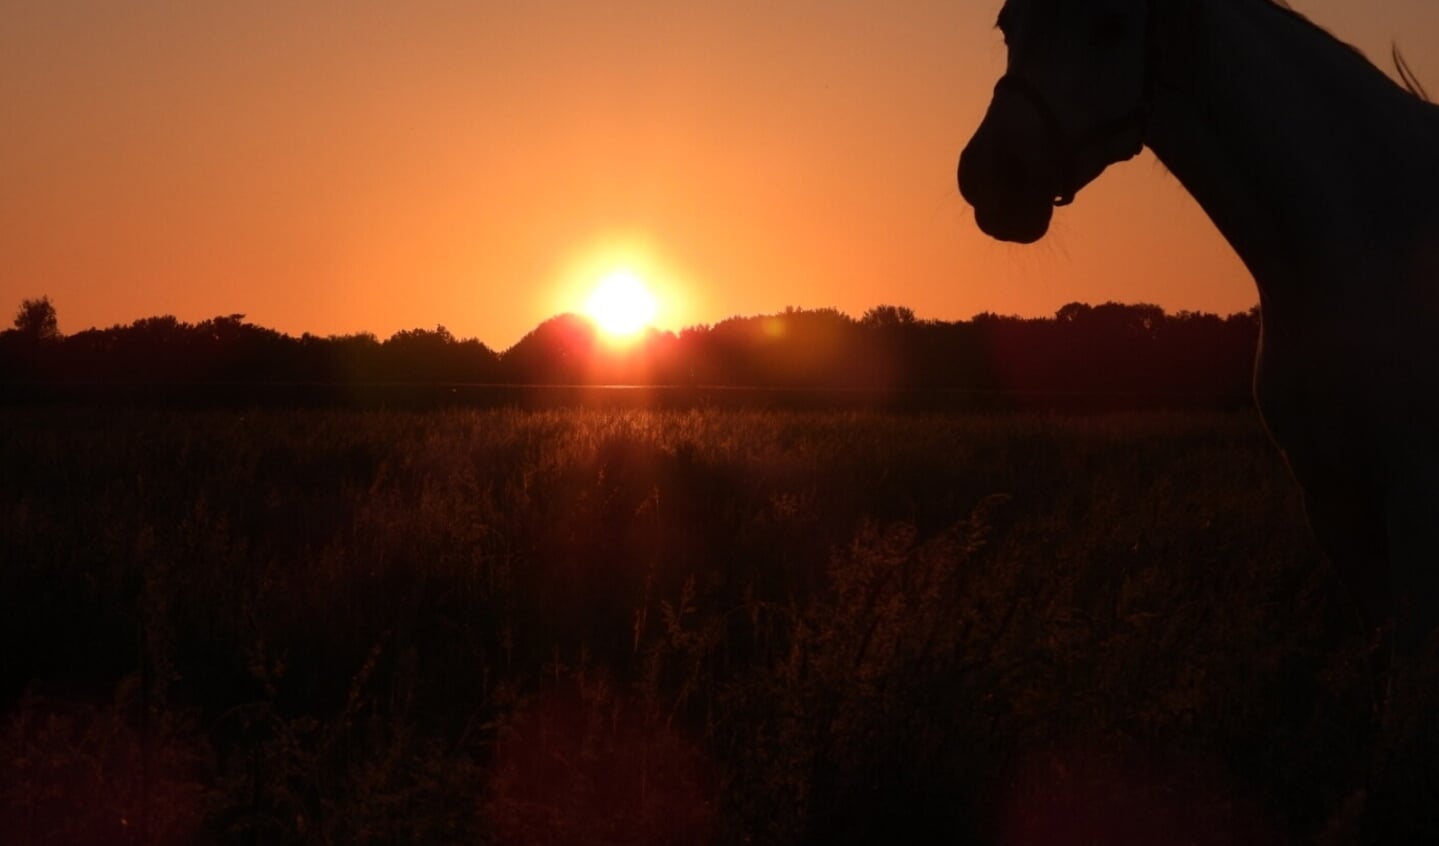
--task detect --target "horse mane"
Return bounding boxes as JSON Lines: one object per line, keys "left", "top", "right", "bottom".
{"left": 1260, "top": 0, "right": 1431, "bottom": 102}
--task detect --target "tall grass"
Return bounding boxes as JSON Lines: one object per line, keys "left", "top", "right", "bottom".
{"left": 0, "top": 407, "right": 1412, "bottom": 843}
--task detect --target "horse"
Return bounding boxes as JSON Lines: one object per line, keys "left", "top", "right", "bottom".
{"left": 959, "top": 0, "right": 1439, "bottom": 685}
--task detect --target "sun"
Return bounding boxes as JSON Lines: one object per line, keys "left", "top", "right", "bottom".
{"left": 585, "top": 269, "right": 658, "bottom": 338}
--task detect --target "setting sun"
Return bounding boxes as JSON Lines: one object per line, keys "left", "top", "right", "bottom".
{"left": 585, "top": 270, "right": 658, "bottom": 338}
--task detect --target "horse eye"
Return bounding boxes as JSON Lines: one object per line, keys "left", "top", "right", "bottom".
{"left": 1091, "top": 12, "right": 1127, "bottom": 48}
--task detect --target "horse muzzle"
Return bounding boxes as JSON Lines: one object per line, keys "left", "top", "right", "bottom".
{"left": 958, "top": 109, "right": 1060, "bottom": 244}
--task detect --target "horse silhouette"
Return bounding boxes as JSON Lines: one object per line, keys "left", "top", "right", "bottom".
{"left": 959, "top": 0, "right": 1439, "bottom": 687}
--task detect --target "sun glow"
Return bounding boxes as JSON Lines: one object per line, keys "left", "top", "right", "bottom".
{"left": 585, "top": 269, "right": 658, "bottom": 338}
{"left": 552, "top": 235, "right": 700, "bottom": 343}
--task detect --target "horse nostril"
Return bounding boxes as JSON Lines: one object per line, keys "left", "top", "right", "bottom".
{"left": 997, "top": 148, "right": 1029, "bottom": 189}
{"left": 959, "top": 140, "right": 1033, "bottom": 207}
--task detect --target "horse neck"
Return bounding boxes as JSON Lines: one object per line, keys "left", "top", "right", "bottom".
{"left": 1144, "top": 0, "right": 1439, "bottom": 318}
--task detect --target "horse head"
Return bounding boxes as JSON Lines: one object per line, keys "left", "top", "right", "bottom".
{"left": 959, "top": 0, "right": 1157, "bottom": 243}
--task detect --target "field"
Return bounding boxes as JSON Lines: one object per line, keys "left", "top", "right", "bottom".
{"left": 0, "top": 406, "right": 1430, "bottom": 844}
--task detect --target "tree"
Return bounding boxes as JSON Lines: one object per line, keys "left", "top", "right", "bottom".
{"left": 861, "top": 305, "right": 917, "bottom": 328}
{"left": 13, "top": 296, "right": 59, "bottom": 341}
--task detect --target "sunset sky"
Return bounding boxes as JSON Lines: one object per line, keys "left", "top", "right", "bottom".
{"left": 4, "top": 1, "right": 1437, "bottom": 350}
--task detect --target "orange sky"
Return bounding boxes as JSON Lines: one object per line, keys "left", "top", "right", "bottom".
{"left": 3, "top": 1, "right": 1437, "bottom": 350}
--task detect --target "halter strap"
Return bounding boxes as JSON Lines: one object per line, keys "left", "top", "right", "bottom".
{"left": 993, "top": 0, "right": 1159, "bottom": 207}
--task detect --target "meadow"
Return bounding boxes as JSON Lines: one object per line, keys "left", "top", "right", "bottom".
{"left": 0, "top": 406, "right": 1426, "bottom": 844}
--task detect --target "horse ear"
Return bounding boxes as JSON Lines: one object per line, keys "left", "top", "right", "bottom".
{"left": 1392, "top": 44, "right": 1431, "bottom": 102}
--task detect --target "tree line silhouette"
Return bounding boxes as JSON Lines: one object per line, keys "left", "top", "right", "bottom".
{"left": 2, "top": 296, "right": 1260, "bottom": 406}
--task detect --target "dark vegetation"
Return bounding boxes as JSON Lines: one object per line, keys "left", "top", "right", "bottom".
{"left": 6, "top": 405, "right": 1434, "bottom": 844}
{"left": 2, "top": 298, "right": 1258, "bottom": 407}
{"left": 6, "top": 296, "right": 1432, "bottom": 842}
